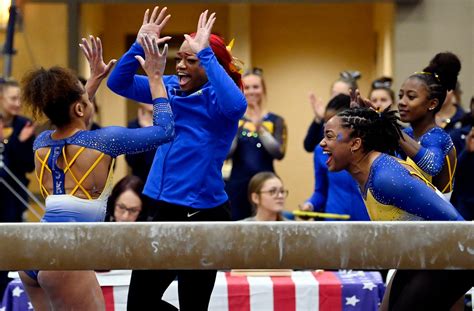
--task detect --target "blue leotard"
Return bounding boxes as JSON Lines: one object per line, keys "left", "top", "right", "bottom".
{"left": 402, "top": 127, "right": 456, "bottom": 194}
{"left": 306, "top": 146, "right": 369, "bottom": 220}
{"left": 33, "top": 98, "right": 174, "bottom": 223}
{"left": 24, "top": 99, "right": 173, "bottom": 281}
{"left": 363, "top": 154, "right": 463, "bottom": 221}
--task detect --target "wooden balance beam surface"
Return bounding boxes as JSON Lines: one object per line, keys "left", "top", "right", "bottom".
{"left": 0, "top": 222, "right": 473, "bottom": 270}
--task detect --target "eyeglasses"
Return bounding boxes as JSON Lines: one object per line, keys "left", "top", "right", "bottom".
{"left": 258, "top": 188, "right": 289, "bottom": 198}
{"left": 115, "top": 203, "right": 141, "bottom": 215}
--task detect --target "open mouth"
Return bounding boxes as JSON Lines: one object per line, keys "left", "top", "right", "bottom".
{"left": 323, "top": 150, "right": 333, "bottom": 166}
{"left": 178, "top": 72, "right": 191, "bottom": 87}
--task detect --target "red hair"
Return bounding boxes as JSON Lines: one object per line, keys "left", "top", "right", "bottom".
{"left": 190, "top": 33, "right": 242, "bottom": 89}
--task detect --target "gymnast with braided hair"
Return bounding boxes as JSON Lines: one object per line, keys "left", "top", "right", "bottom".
{"left": 18, "top": 35, "right": 174, "bottom": 310}
{"left": 320, "top": 107, "right": 472, "bottom": 310}
{"left": 353, "top": 52, "right": 461, "bottom": 200}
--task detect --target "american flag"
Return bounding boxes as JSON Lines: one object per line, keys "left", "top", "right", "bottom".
{"left": 2, "top": 271, "right": 385, "bottom": 311}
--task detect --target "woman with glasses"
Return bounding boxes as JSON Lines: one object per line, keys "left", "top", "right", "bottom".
{"left": 243, "top": 172, "right": 288, "bottom": 221}
{"left": 106, "top": 175, "right": 149, "bottom": 222}
{"left": 226, "top": 68, "right": 287, "bottom": 221}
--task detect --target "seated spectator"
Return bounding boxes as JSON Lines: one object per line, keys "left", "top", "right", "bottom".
{"left": 106, "top": 175, "right": 150, "bottom": 222}
{"left": 243, "top": 172, "right": 289, "bottom": 221}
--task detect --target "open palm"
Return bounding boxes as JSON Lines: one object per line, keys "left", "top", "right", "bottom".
{"left": 137, "top": 6, "right": 171, "bottom": 42}
{"left": 80, "top": 35, "right": 116, "bottom": 80}
{"left": 184, "top": 10, "right": 216, "bottom": 54}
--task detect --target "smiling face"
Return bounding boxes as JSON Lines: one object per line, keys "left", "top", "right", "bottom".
{"left": 1, "top": 85, "right": 21, "bottom": 118}
{"left": 175, "top": 40, "right": 208, "bottom": 93}
{"left": 243, "top": 74, "right": 265, "bottom": 106}
{"left": 398, "top": 77, "right": 437, "bottom": 123}
{"left": 319, "top": 116, "right": 354, "bottom": 172}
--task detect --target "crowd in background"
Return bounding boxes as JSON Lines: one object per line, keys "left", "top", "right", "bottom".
{"left": 0, "top": 8, "right": 472, "bottom": 308}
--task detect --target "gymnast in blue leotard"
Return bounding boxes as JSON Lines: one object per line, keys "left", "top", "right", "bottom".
{"left": 18, "top": 35, "right": 173, "bottom": 310}
{"left": 397, "top": 53, "right": 462, "bottom": 200}
{"left": 321, "top": 106, "right": 471, "bottom": 310}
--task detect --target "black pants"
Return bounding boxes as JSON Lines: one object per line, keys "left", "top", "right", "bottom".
{"left": 127, "top": 200, "right": 231, "bottom": 311}
{"left": 388, "top": 270, "right": 474, "bottom": 311}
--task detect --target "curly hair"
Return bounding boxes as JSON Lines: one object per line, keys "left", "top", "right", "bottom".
{"left": 21, "top": 66, "right": 84, "bottom": 127}
{"left": 337, "top": 107, "right": 403, "bottom": 155}
{"left": 409, "top": 52, "right": 461, "bottom": 113}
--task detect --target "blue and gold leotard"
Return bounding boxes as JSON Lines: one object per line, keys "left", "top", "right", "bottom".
{"left": 402, "top": 127, "right": 456, "bottom": 195}
{"left": 362, "top": 154, "right": 462, "bottom": 221}
{"left": 33, "top": 98, "right": 174, "bottom": 223}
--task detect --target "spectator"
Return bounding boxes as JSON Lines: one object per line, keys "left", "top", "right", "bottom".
{"left": 226, "top": 68, "right": 287, "bottom": 220}
{"left": 369, "top": 77, "right": 396, "bottom": 111}
{"left": 435, "top": 81, "right": 465, "bottom": 134}
{"left": 0, "top": 78, "right": 35, "bottom": 223}
{"left": 106, "top": 175, "right": 150, "bottom": 222}
{"left": 303, "top": 70, "right": 361, "bottom": 152}
{"left": 243, "top": 172, "right": 288, "bottom": 221}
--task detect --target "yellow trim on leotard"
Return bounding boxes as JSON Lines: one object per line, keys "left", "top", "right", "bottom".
{"left": 35, "top": 149, "right": 52, "bottom": 198}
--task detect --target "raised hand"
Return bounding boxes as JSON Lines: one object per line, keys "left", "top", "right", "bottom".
{"left": 183, "top": 10, "right": 216, "bottom": 54}
{"left": 79, "top": 36, "right": 116, "bottom": 81}
{"left": 349, "top": 88, "right": 376, "bottom": 110}
{"left": 137, "top": 6, "right": 171, "bottom": 43}
{"left": 135, "top": 34, "right": 168, "bottom": 79}
{"left": 308, "top": 92, "right": 325, "bottom": 122}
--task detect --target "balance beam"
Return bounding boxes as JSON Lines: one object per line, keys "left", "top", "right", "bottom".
{"left": 0, "top": 222, "right": 473, "bottom": 270}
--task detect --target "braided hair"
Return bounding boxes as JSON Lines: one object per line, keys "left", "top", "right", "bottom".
{"left": 337, "top": 107, "right": 403, "bottom": 155}
{"left": 409, "top": 52, "right": 461, "bottom": 113}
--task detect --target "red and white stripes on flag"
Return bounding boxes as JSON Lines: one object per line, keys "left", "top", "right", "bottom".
{"left": 102, "top": 270, "right": 384, "bottom": 311}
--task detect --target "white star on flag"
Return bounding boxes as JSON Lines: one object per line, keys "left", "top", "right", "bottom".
{"left": 28, "top": 302, "right": 34, "bottom": 309}
{"left": 345, "top": 295, "right": 360, "bottom": 306}
{"left": 363, "top": 282, "right": 377, "bottom": 291}
{"left": 12, "top": 286, "right": 24, "bottom": 297}
{"left": 0, "top": 306, "right": 6, "bottom": 311}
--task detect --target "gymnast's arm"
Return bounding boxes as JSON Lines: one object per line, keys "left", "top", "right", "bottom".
{"left": 371, "top": 163, "right": 463, "bottom": 220}
{"left": 399, "top": 128, "right": 451, "bottom": 176}
{"left": 107, "top": 42, "right": 176, "bottom": 104}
